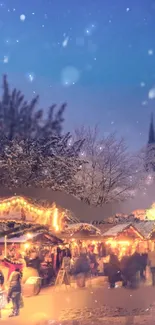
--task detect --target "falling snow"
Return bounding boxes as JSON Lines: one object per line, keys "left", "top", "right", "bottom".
{"left": 148, "top": 87, "right": 155, "bottom": 99}
{"left": 62, "top": 36, "right": 69, "bottom": 47}
{"left": 27, "top": 73, "right": 35, "bottom": 82}
{"left": 148, "top": 49, "right": 154, "bottom": 55}
{"left": 20, "top": 14, "right": 26, "bottom": 21}
{"left": 3, "top": 56, "right": 9, "bottom": 63}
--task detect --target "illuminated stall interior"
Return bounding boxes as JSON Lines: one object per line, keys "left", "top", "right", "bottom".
{"left": 0, "top": 222, "right": 63, "bottom": 257}
{"left": 61, "top": 223, "right": 106, "bottom": 257}
{"left": 102, "top": 223, "right": 145, "bottom": 259}
{"left": 148, "top": 227, "right": 155, "bottom": 250}
{"left": 0, "top": 195, "right": 77, "bottom": 258}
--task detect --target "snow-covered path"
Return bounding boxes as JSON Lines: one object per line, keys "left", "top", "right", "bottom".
{"left": 1, "top": 281, "right": 155, "bottom": 324}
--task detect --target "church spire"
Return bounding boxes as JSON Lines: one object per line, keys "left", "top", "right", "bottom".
{"left": 148, "top": 112, "right": 155, "bottom": 144}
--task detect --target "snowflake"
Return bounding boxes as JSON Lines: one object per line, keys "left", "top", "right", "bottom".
{"left": 148, "top": 49, "right": 154, "bottom": 55}
{"left": 62, "top": 36, "right": 69, "bottom": 47}
{"left": 27, "top": 73, "right": 35, "bottom": 82}
{"left": 3, "top": 56, "right": 9, "bottom": 64}
{"left": 20, "top": 14, "right": 26, "bottom": 21}
{"left": 148, "top": 87, "right": 155, "bottom": 99}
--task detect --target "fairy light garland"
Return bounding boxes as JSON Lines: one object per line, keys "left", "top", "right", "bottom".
{"left": 0, "top": 196, "right": 64, "bottom": 232}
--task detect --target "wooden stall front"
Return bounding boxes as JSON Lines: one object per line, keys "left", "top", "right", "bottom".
{"left": 60, "top": 223, "right": 105, "bottom": 257}
{"left": 102, "top": 223, "right": 145, "bottom": 259}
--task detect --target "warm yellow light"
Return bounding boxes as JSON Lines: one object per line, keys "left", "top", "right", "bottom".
{"left": 146, "top": 203, "right": 155, "bottom": 220}
{"left": 53, "top": 207, "right": 59, "bottom": 232}
{"left": 26, "top": 233, "right": 32, "bottom": 239}
{"left": 24, "top": 243, "right": 30, "bottom": 250}
{"left": 106, "top": 239, "right": 130, "bottom": 247}
{"left": 0, "top": 196, "right": 64, "bottom": 231}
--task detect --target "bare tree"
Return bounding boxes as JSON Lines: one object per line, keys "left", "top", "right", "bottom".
{"left": 74, "top": 126, "right": 142, "bottom": 206}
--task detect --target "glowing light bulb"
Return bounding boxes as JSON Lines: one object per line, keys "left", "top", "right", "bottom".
{"left": 26, "top": 233, "right": 32, "bottom": 239}
{"left": 53, "top": 208, "right": 59, "bottom": 232}
{"left": 24, "top": 243, "right": 30, "bottom": 250}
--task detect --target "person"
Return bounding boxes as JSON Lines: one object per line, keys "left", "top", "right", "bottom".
{"left": 62, "top": 251, "right": 71, "bottom": 273}
{"left": 123, "top": 251, "right": 141, "bottom": 289}
{"left": 108, "top": 252, "right": 121, "bottom": 288}
{"left": 88, "top": 251, "right": 98, "bottom": 276}
{"left": 120, "top": 254, "right": 130, "bottom": 287}
{"left": 139, "top": 251, "right": 148, "bottom": 281}
{"left": 7, "top": 268, "right": 22, "bottom": 317}
{"left": 71, "top": 252, "right": 90, "bottom": 287}
{"left": 24, "top": 250, "right": 41, "bottom": 271}
{"left": 148, "top": 249, "right": 155, "bottom": 286}
{"left": 97, "top": 257, "right": 104, "bottom": 275}
{"left": 0, "top": 269, "right": 4, "bottom": 288}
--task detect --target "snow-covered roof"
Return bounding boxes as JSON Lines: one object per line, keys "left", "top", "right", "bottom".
{"left": 0, "top": 232, "right": 40, "bottom": 243}
{"left": 102, "top": 223, "right": 133, "bottom": 237}
{"left": 0, "top": 231, "right": 62, "bottom": 244}
{"left": 63, "top": 223, "right": 101, "bottom": 235}
{"left": 96, "top": 224, "right": 114, "bottom": 234}
{"left": 135, "top": 221, "right": 155, "bottom": 239}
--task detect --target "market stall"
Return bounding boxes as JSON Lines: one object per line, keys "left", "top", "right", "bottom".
{"left": 102, "top": 223, "right": 145, "bottom": 259}
{"left": 0, "top": 224, "right": 64, "bottom": 294}
{"left": 148, "top": 224, "right": 155, "bottom": 249}
{"left": 60, "top": 223, "right": 107, "bottom": 276}
{"left": 0, "top": 195, "right": 83, "bottom": 296}
{"left": 61, "top": 223, "right": 102, "bottom": 255}
{"left": 0, "top": 195, "right": 78, "bottom": 233}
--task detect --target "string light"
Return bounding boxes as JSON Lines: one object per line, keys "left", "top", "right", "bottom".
{"left": 24, "top": 243, "right": 30, "bottom": 250}
{"left": 0, "top": 196, "right": 64, "bottom": 232}
{"left": 53, "top": 208, "right": 59, "bottom": 232}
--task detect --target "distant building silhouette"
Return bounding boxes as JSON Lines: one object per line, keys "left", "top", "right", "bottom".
{"left": 148, "top": 113, "right": 155, "bottom": 144}
{"left": 145, "top": 113, "right": 155, "bottom": 171}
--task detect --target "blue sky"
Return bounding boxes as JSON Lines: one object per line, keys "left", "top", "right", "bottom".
{"left": 0, "top": 0, "right": 155, "bottom": 149}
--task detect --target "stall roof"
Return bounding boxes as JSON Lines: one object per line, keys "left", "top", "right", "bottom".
{"left": 135, "top": 221, "right": 155, "bottom": 239}
{"left": 102, "top": 223, "right": 131, "bottom": 237}
{"left": 0, "top": 232, "right": 40, "bottom": 243}
{"left": 97, "top": 224, "right": 115, "bottom": 235}
{"left": 102, "top": 223, "right": 144, "bottom": 239}
{"left": 0, "top": 231, "right": 63, "bottom": 245}
{"left": 62, "top": 223, "right": 101, "bottom": 236}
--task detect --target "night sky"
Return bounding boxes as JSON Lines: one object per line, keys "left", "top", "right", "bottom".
{"left": 0, "top": 0, "right": 155, "bottom": 150}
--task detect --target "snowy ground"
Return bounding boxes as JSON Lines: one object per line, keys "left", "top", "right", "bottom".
{"left": 1, "top": 277, "right": 155, "bottom": 324}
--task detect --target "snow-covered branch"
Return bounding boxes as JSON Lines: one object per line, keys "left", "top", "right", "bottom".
{"left": 0, "top": 76, "right": 85, "bottom": 196}
{"left": 73, "top": 126, "right": 144, "bottom": 206}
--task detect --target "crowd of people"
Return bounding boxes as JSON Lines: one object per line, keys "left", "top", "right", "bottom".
{"left": 62, "top": 244, "right": 155, "bottom": 290}
{"left": 0, "top": 241, "right": 155, "bottom": 317}
{"left": 106, "top": 248, "right": 155, "bottom": 289}
{"left": 0, "top": 244, "right": 72, "bottom": 317}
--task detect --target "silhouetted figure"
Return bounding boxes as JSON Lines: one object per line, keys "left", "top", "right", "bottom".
{"left": 148, "top": 250, "right": 155, "bottom": 286}
{"left": 7, "top": 268, "right": 22, "bottom": 317}
{"left": 140, "top": 253, "right": 148, "bottom": 281}
{"left": 123, "top": 252, "right": 141, "bottom": 288}
{"left": 108, "top": 253, "right": 121, "bottom": 288}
